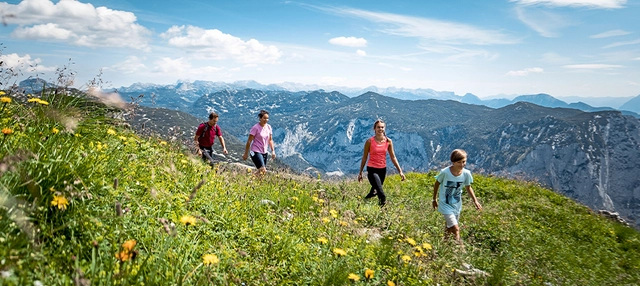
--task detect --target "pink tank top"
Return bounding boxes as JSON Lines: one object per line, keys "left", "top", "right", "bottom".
{"left": 367, "top": 136, "right": 388, "bottom": 168}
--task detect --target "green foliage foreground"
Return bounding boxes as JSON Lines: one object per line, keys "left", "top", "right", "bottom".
{"left": 1, "top": 92, "right": 639, "bottom": 285}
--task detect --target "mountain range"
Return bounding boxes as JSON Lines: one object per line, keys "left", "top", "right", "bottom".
{"left": 17, "top": 79, "right": 640, "bottom": 230}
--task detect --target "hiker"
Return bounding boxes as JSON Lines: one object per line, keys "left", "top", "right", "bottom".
{"left": 242, "top": 110, "right": 276, "bottom": 175}
{"left": 357, "top": 119, "right": 405, "bottom": 206}
{"left": 432, "top": 149, "right": 482, "bottom": 246}
{"left": 194, "top": 112, "right": 228, "bottom": 165}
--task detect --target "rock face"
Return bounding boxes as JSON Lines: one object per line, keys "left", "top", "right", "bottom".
{"left": 119, "top": 86, "right": 640, "bottom": 229}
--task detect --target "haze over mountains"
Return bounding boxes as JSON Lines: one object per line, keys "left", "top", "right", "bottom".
{"left": 17, "top": 78, "right": 640, "bottom": 230}
{"left": 108, "top": 79, "right": 640, "bottom": 115}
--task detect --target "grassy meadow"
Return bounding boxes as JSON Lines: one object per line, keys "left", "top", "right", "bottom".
{"left": 1, "top": 87, "right": 639, "bottom": 285}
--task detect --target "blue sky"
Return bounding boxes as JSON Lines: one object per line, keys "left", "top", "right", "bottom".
{"left": 0, "top": 0, "right": 638, "bottom": 99}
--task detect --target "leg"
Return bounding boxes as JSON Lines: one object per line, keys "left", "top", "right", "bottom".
{"left": 367, "top": 167, "right": 387, "bottom": 206}
{"left": 200, "top": 146, "right": 215, "bottom": 166}
{"left": 443, "top": 214, "right": 461, "bottom": 244}
{"left": 250, "top": 152, "right": 267, "bottom": 176}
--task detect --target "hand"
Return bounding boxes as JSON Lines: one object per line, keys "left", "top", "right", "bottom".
{"left": 432, "top": 200, "right": 438, "bottom": 210}
{"left": 242, "top": 154, "right": 248, "bottom": 160}
{"left": 271, "top": 151, "right": 276, "bottom": 160}
{"left": 400, "top": 172, "right": 406, "bottom": 181}
{"left": 474, "top": 200, "right": 483, "bottom": 211}
{"left": 223, "top": 149, "right": 228, "bottom": 155}
{"left": 196, "top": 148, "right": 202, "bottom": 155}
{"left": 357, "top": 173, "right": 363, "bottom": 182}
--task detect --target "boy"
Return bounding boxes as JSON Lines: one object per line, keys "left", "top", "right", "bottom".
{"left": 432, "top": 149, "right": 482, "bottom": 246}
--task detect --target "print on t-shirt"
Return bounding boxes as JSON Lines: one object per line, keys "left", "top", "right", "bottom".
{"left": 444, "top": 181, "right": 462, "bottom": 204}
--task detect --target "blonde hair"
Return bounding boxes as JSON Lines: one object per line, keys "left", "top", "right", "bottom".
{"left": 450, "top": 149, "right": 467, "bottom": 162}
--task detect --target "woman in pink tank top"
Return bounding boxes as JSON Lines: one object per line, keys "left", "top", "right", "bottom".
{"left": 357, "top": 120, "right": 405, "bottom": 206}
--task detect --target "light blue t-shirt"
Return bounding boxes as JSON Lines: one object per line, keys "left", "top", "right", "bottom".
{"left": 436, "top": 167, "right": 473, "bottom": 215}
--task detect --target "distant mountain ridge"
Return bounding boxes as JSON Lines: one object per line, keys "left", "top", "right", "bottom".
{"left": 114, "top": 80, "right": 640, "bottom": 117}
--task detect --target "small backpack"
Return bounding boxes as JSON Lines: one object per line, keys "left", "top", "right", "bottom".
{"left": 199, "top": 123, "right": 221, "bottom": 139}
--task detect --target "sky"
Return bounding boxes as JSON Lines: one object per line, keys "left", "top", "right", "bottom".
{"left": 0, "top": 0, "right": 639, "bottom": 99}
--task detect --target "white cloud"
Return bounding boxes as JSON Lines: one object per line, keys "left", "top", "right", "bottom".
{"left": 590, "top": 29, "right": 631, "bottom": 38}
{"left": 506, "top": 67, "right": 544, "bottom": 76}
{"left": 514, "top": 6, "right": 572, "bottom": 38}
{"left": 510, "top": 0, "right": 627, "bottom": 9}
{"left": 329, "top": 36, "right": 367, "bottom": 47}
{"left": 326, "top": 7, "right": 518, "bottom": 45}
{"left": 602, "top": 39, "right": 640, "bottom": 49}
{"left": 0, "top": 53, "right": 56, "bottom": 73}
{"left": 0, "top": 0, "right": 151, "bottom": 49}
{"left": 152, "top": 57, "right": 223, "bottom": 76}
{"left": 563, "top": 64, "right": 623, "bottom": 69}
{"left": 109, "top": 56, "right": 147, "bottom": 74}
{"left": 356, "top": 49, "right": 367, "bottom": 56}
{"left": 161, "top": 25, "right": 282, "bottom": 64}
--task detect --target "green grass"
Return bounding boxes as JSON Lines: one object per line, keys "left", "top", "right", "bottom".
{"left": 1, "top": 90, "right": 639, "bottom": 285}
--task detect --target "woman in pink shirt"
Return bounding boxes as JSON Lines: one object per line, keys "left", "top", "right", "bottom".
{"left": 242, "top": 110, "right": 276, "bottom": 175}
{"left": 357, "top": 120, "right": 405, "bottom": 206}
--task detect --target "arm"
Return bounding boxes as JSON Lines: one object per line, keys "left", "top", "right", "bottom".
{"left": 242, "top": 134, "right": 254, "bottom": 160}
{"left": 357, "top": 139, "right": 371, "bottom": 182}
{"left": 217, "top": 136, "right": 228, "bottom": 154}
{"left": 466, "top": 185, "right": 482, "bottom": 210}
{"left": 269, "top": 133, "right": 276, "bottom": 159}
{"left": 194, "top": 129, "right": 201, "bottom": 154}
{"left": 432, "top": 181, "right": 440, "bottom": 210}
{"left": 387, "top": 139, "right": 405, "bottom": 181}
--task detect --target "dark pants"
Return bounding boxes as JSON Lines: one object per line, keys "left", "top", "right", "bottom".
{"left": 250, "top": 151, "right": 269, "bottom": 169}
{"left": 199, "top": 146, "right": 215, "bottom": 165}
{"left": 365, "top": 166, "right": 387, "bottom": 206}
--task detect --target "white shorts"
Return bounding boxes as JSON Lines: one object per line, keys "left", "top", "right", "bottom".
{"left": 443, "top": 213, "right": 460, "bottom": 228}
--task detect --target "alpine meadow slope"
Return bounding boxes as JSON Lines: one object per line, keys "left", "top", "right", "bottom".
{"left": 113, "top": 83, "right": 640, "bottom": 230}
{"left": 1, "top": 83, "right": 639, "bottom": 285}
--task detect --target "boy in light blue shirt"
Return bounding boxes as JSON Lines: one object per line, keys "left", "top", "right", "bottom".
{"left": 432, "top": 149, "right": 482, "bottom": 246}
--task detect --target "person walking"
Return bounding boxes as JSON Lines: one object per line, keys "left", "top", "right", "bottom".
{"left": 194, "top": 112, "right": 227, "bottom": 165}
{"left": 357, "top": 119, "right": 405, "bottom": 206}
{"left": 432, "top": 149, "right": 482, "bottom": 247}
{"left": 242, "top": 110, "right": 276, "bottom": 175}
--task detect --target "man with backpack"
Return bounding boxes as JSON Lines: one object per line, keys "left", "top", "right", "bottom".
{"left": 194, "top": 112, "right": 228, "bottom": 165}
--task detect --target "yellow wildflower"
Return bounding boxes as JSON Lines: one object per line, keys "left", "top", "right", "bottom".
{"left": 39, "top": 99, "right": 49, "bottom": 105}
{"left": 202, "top": 254, "right": 219, "bottom": 266}
{"left": 329, "top": 209, "right": 338, "bottom": 218}
{"left": 333, "top": 248, "right": 347, "bottom": 257}
{"left": 405, "top": 237, "right": 417, "bottom": 246}
{"left": 401, "top": 255, "right": 412, "bottom": 262}
{"left": 347, "top": 273, "right": 360, "bottom": 282}
{"left": 387, "top": 281, "right": 396, "bottom": 286}
{"left": 365, "top": 269, "right": 374, "bottom": 279}
{"left": 0, "top": 96, "right": 11, "bottom": 103}
{"left": 180, "top": 215, "right": 196, "bottom": 226}
{"left": 122, "top": 239, "right": 136, "bottom": 252}
{"left": 339, "top": 221, "right": 349, "bottom": 227}
{"left": 107, "top": 129, "right": 117, "bottom": 135}
{"left": 27, "top": 98, "right": 38, "bottom": 103}
{"left": 317, "top": 237, "right": 328, "bottom": 244}
{"left": 0, "top": 91, "right": 5, "bottom": 95}
{"left": 52, "top": 128, "right": 59, "bottom": 134}
{"left": 422, "top": 243, "right": 432, "bottom": 250}
{"left": 51, "top": 195, "right": 69, "bottom": 210}
{"left": 2, "top": 128, "right": 12, "bottom": 135}
{"left": 321, "top": 217, "right": 330, "bottom": 223}
{"left": 160, "top": 141, "right": 167, "bottom": 145}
